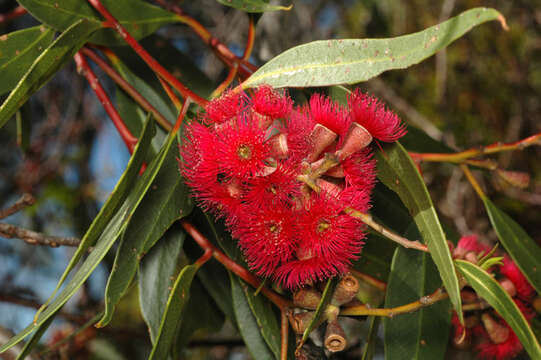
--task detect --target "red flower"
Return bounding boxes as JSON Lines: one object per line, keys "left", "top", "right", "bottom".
{"left": 308, "top": 93, "right": 351, "bottom": 136}
{"left": 233, "top": 205, "right": 298, "bottom": 277}
{"left": 215, "top": 114, "right": 271, "bottom": 180}
{"left": 252, "top": 85, "right": 293, "bottom": 119}
{"left": 204, "top": 90, "right": 247, "bottom": 124}
{"left": 348, "top": 89, "right": 406, "bottom": 142}
{"left": 476, "top": 325, "right": 523, "bottom": 360}
{"left": 500, "top": 257, "right": 535, "bottom": 301}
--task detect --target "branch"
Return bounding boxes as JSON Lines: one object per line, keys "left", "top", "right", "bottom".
{"left": 340, "top": 288, "right": 448, "bottom": 317}
{"left": 280, "top": 309, "right": 290, "bottom": 360}
{"left": 87, "top": 0, "right": 208, "bottom": 107}
{"left": 0, "top": 223, "right": 80, "bottom": 247}
{"left": 0, "top": 193, "right": 35, "bottom": 220}
{"left": 74, "top": 51, "right": 138, "bottom": 153}
{"left": 0, "top": 5, "right": 27, "bottom": 25}
{"left": 180, "top": 219, "right": 292, "bottom": 310}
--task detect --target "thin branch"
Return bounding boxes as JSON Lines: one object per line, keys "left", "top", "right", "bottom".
{"left": 74, "top": 51, "right": 138, "bottom": 153}
{"left": 281, "top": 309, "right": 290, "bottom": 360}
{"left": 158, "top": 77, "right": 183, "bottom": 111}
{"left": 81, "top": 47, "right": 173, "bottom": 131}
{"left": 180, "top": 219, "right": 292, "bottom": 310}
{"left": 460, "top": 164, "right": 487, "bottom": 200}
{"left": 340, "top": 288, "right": 448, "bottom": 317}
{"left": 86, "top": 0, "right": 208, "bottom": 107}
{"left": 211, "top": 63, "right": 238, "bottom": 98}
{"left": 349, "top": 269, "right": 386, "bottom": 292}
{"left": 0, "top": 223, "right": 80, "bottom": 247}
{"left": 243, "top": 16, "right": 256, "bottom": 61}
{"left": 0, "top": 193, "right": 35, "bottom": 220}
{"left": 0, "top": 5, "right": 27, "bottom": 25}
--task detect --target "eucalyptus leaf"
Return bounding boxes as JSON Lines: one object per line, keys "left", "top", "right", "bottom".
{"left": 376, "top": 142, "right": 462, "bottom": 322}
{"left": 216, "top": 0, "right": 291, "bottom": 13}
{"left": 302, "top": 278, "right": 338, "bottom": 342}
{"left": 0, "top": 26, "right": 55, "bottom": 95}
{"left": 243, "top": 8, "right": 505, "bottom": 88}
{"left": 0, "top": 19, "right": 100, "bottom": 129}
{"left": 456, "top": 260, "right": 541, "bottom": 359}
{"left": 18, "top": 0, "right": 180, "bottom": 46}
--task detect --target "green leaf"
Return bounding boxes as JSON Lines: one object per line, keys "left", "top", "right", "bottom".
{"left": 149, "top": 264, "right": 199, "bottom": 360}
{"left": 15, "top": 310, "right": 58, "bottom": 360}
{"left": 16, "top": 104, "right": 31, "bottom": 152}
{"left": 231, "top": 274, "right": 275, "bottom": 360}
{"left": 0, "top": 118, "right": 179, "bottom": 353}
{"left": 99, "top": 134, "right": 194, "bottom": 327}
{"left": 352, "top": 231, "right": 396, "bottom": 282}
{"left": 243, "top": 7, "right": 504, "bottom": 88}
{"left": 216, "top": 0, "right": 291, "bottom": 12}
{"left": 0, "top": 25, "right": 55, "bottom": 95}
{"left": 31, "top": 114, "right": 155, "bottom": 324}
{"left": 456, "top": 260, "right": 541, "bottom": 359}
{"left": 302, "top": 278, "right": 338, "bottom": 343}
{"left": 0, "top": 19, "right": 100, "bottom": 129}
{"left": 18, "top": 0, "right": 180, "bottom": 46}
{"left": 362, "top": 316, "right": 381, "bottom": 360}
{"left": 383, "top": 226, "right": 451, "bottom": 360}
{"left": 139, "top": 227, "right": 185, "bottom": 344}
{"left": 376, "top": 142, "right": 462, "bottom": 322}
{"left": 240, "top": 279, "right": 281, "bottom": 359}
{"left": 483, "top": 198, "right": 541, "bottom": 295}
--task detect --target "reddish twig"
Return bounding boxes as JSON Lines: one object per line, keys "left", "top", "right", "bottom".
{"left": 74, "top": 52, "right": 138, "bottom": 153}
{"left": 0, "top": 223, "right": 80, "bottom": 247}
{"left": 158, "top": 77, "right": 183, "bottom": 111}
{"left": 81, "top": 47, "right": 173, "bottom": 131}
{"left": 0, "top": 193, "right": 34, "bottom": 220}
{"left": 211, "top": 63, "right": 238, "bottom": 98}
{"left": 242, "top": 16, "right": 256, "bottom": 61}
{"left": 0, "top": 5, "right": 27, "bottom": 25}
{"left": 86, "top": 0, "right": 208, "bottom": 107}
{"left": 281, "top": 309, "right": 290, "bottom": 360}
{"left": 180, "top": 219, "right": 292, "bottom": 310}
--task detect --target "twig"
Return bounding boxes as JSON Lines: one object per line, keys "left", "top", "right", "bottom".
{"left": 460, "top": 164, "right": 487, "bottom": 200}
{"left": 281, "top": 309, "right": 289, "bottom": 360}
{"left": 86, "top": 0, "right": 208, "bottom": 107}
{"left": 180, "top": 219, "right": 292, "bottom": 310}
{"left": 409, "top": 131, "right": 541, "bottom": 164}
{"left": 158, "top": 77, "right": 183, "bottom": 111}
{"left": 211, "top": 63, "right": 238, "bottom": 98}
{"left": 0, "top": 5, "right": 27, "bottom": 25}
{"left": 349, "top": 269, "right": 386, "bottom": 292}
{"left": 74, "top": 51, "right": 138, "bottom": 153}
{"left": 0, "top": 223, "right": 80, "bottom": 247}
{"left": 81, "top": 47, "right": 173, "bottom": 131}
{"left": 340, "top": 288, "right": 448, "bottom": 316}
{"left": 0, "top": 193, "right": 35, "bottom": 220}
{"left": 243, "top": 16, "right": 256, "bottom": 61}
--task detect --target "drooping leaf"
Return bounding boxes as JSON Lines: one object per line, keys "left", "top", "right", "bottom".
{"left": 240, "top": 279, "right": 281, "bottom": 359}
{"left": 15, "top": 310, "right": 58, "bottom": 360}
{"left": 483, "top": 198, "right": 541, "bottom": 295}
{"left": 352, "top": 231, "right": 396, "bottom": 282}
{"left": 149, "top": 264, "right": 199, "bottom": 360}
{"left": 0, "top": 118, "right": 179, "bottom": 353}
{"left": 456, "top": 260, "right": 541, "bottom": 359}
{"left": 0, "top": 19, "right": 100, "bottom": 129}
{"left": 216, "top": 0, "right": 291, "bottom": 13}
{"left": 383, "top": 226, "right": 451, "bottom": 360}
{"left": 362, "top": 316, "right": 381, "bottom": 360}
{"left": 302, "top": 278, "right": 338, "bottom": 343}
{"left": 230, "top": 274, "right": 275, "bottom": 360}
{"left": 243, "top": 8, "right": 505, "bottom": 88}
{"left": 376, "top": 142, "right": 462, "bottom": 322}
{"left": 99, "top": 133, "right": 194, "bottom": 327}
{"left": 0, "top": 25, "right": 55, "bottom": 95}
{"left": 15, "top": 104, "right": 31, "bottom": 152}
{"left": 18, "top": 0, "right": 180, "bottom": 46}
{"left": 139, "top": 226, "right": 185, "bottom": 344}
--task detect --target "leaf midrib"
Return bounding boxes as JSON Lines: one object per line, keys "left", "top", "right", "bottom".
{"left": 0, "top": 27, "right": 52, "bottom": 70}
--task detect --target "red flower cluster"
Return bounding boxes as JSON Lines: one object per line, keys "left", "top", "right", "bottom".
{"left": 451, "top": 235, "right": 536, "bottom": 360}
{"left": 180, "top": 86, "right": 405, "bottom": 288}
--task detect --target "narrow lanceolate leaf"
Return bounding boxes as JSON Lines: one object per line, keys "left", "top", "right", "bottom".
{"left": 376, "top": 142, "right": 462, "bottom": 322}
{"left": 216, "top": 0, "right": 291, "bottom": 12}
{"left": 0, "top": 19, "right": 100, "bottom": 129}
{"left": 483, "top": 198, "right": 541, "bottom": 295}
{"left": 240, "top": 280, "right": 281, "bottom": 359}
{"left": 32, "top": 116, "right": 155, "bottom": 323}
{"left": 231, "top": 275, "right": 275, "bottom": 360}
{"left": 99, "top": 134, "right": 194, "bottom": 327}
{"left": 302, "top": 278, "right": 338, "bottom": 343}
{"left": 456, "top": 260, "right": 541, "bottom": 359}
{"left": 18, "top": 0, "right": 180, "bottom": 46}
{"left": 384, "top": 226, "right": 451, "bottom": 360}
{"left": 149, "top": 264, "right": 199, "bottom": 360}
{"left": 139, "top": 227, "right": 185, "bottom": 344}
{"left": 243, "top": 8, "right": 505, "bottom": 88}
{"left": 15, "top": 310, "right": 58, "bottom": 360}
{"left": 362, "top": 316, "right": 380, "bottom": 360}
{"left": 0, "top": 118, "right": 179, "bottom": 353}
{"left": 0, "top": 26, "right": 55, "bottom": 95}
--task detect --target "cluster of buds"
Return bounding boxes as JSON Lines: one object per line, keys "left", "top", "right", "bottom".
{"left": 180, "top": 85, "right": 405, "bottom": 288}
{"left": 291, "top": 274, "right": 360, "bottom": 353}
{"left": 451, "top": 235, "right": 538, "bottom": 360}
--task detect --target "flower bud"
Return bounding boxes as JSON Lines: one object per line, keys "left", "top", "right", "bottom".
{"left": 268, "top": 133, "right": 289, "bottom": 159}
{"left": 481, "top": 313, "right": 510, "bottom": 344}
{"left": 308, "top": 124, "right": 337, "bottom": 162}
{"left": 332, "top": 274, "right": 359, "bottom": 306}
{"left": 324, "top": 319, "right": 347, "bottom": 353}
{"left": 496, "top": 169, "right": 530, "bottom": 189}
{"left": 499, "top": 278, "right": 517, "bottom": 297}
{"left": 290, "top": 311, "right": 316, "bottom": 334}
{"left": 336, "top": 122, "right": 372, "bottom": 161}
{"left": 293, "top": 288, "right": 322, "bottom": 310}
